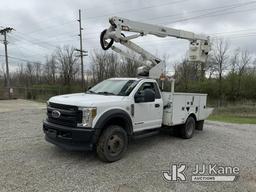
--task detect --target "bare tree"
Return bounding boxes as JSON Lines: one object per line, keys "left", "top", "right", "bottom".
{"left": 91, "top": 51, "right": 106, "bottom": 83}
{"left": 212, "top": 39, "right": 230, "bottom": 106}
{"left": 50, "top": 55, "right": 57, "bottom": 84}
{"left": 16, "top": 63, "right": 26, "bottom": 86}
{"left": 206, "top": 55, "right": 218, "bottom": 79}
{"left": 105, "top": 52, "right": 119, "bottom": 78}
{"left": 237, "top": 50, "right": 251, "bottom": 97}
{"left": 228, "top": 48, "right": 240, "bottom": 100}
{"left": 174, "top": 58, "right": 197, "bottom": 91}
{"left": 119, "top": 51, "right": 141, "bottom": 77}
{"left": 45, "top": 55, "right": 57, "bottom": 84}
{"left": 91, "top": 51, "right": 120, "bottom": 83}
{"left": 26, "top": 62, "right": 34, "bottom": 85}
{"left": 228, "top": 49, "right": 251, "bottom": 99}
{"left": 253, "top": 58, "right": 256, "bottom": 74}
{"left": 34, "top": 62, "right": 42, "bottom": 84}
{"left": 56, "top": 46, "right": 79, "bottom": 86}
{"left": 0, "top": 61, "right": 6, "bottom": 86}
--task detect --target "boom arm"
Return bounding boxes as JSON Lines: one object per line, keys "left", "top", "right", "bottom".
{"left": 100, "top": 16, "right": 210, "bottom": 78}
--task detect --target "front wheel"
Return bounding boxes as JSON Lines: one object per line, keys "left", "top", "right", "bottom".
{"left": 180, "top": 116, "right": 195, "bottom": 139}
{"left": 96, "top": 125, "right": 128, "bottom": 162}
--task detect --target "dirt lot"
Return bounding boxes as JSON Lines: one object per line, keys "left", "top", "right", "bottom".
{"left": 0, "top": 100, "right": 256, "bottom": 192}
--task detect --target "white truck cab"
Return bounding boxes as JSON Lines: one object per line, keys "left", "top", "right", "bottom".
{"left": 43, "top": 77, "right": 212, "bottom": 162}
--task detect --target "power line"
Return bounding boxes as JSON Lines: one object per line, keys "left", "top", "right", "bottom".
{"left": 15, "top": 0, "right": 138, "bottom": 29}
{"left": 161, "top": 5, "right": 256, "bottom": 25}
{"left": 9, "top": 42, "right": 47, "bottom": 61}
{"left": 11, "top": 33, "right": 77, "bottom": 45}
{"left": 7, "top": 0, "right": 255, "bottom": 53}
{"left": 85, "top": 0, "right": 190, "bottom": 20}
{"left": 18, "top": 1, "right": 188, "bottom": 40}
{"left": 212, "top": 28, "right": 256, "bottom": 35}
{"left": 6, "top": 34, "right": 55, "bottom": 58}
{"left": 141, "top": 0, "right": 256, "bottom": 24}
{"left": 0, "top": 54, "right": 43, "bottom": 64}
{"left": 14, "top": 32, "right": 59, "bottom": 48}
{"left": 4, "top": 1, "right": 256, "bottom": 68}
{"left": 84, "top": 0, "right": 256, "bottom": 37}
{"left": 24, "top": 20, "right": 76, "bottom": 35}
{"left": 11, "top": 0, "right": 187, "bottom": 39}
{"left": 4, "top": 0, "right": 256, "bottom": 45}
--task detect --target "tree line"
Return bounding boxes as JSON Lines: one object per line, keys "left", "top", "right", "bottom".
{"left": 0, "top": 39, "right": 256, "bottom": 105}
{"left": 174, "top": 39, "right": 256, "bottom": 105}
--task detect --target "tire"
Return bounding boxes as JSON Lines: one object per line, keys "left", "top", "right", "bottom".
{"left": 180, "top": 116, "right": 195, "bottom": 139}
{"left": 96, "top": 125, "right": 128, "bottom": 162}
{"left": 196, "top": 120, "right": 204, "bottom": 131}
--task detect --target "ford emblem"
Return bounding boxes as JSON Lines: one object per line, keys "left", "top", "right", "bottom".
{"left": 52, "top": 110, "right": 61, "bottom": 118}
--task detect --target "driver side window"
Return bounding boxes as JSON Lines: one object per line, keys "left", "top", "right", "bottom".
{"left": 136, "top": 82, "right": 161, "bottom": 99}
{"left": 137, "top": 82, "right": 153, "bottom": 93}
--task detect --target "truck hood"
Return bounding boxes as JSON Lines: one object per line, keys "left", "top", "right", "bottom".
{"left": 49, "top": 93, "right": 126, "bottom": 107}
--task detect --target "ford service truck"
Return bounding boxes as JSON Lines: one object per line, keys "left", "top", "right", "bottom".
{"left": 43, "top": 17, "right": 212, "bottom": 162}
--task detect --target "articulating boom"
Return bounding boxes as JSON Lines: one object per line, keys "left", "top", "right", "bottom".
{"left": 100, "top": 16, "right": 210, "bottom": 78}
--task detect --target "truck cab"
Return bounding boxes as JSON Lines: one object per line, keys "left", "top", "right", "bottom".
{"left": 43, "top": 77, "right": 212, "bottom": 162}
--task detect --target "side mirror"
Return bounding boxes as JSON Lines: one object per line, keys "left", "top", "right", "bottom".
{"left": 135, "top": 89, "right": 155, "bottom": 103}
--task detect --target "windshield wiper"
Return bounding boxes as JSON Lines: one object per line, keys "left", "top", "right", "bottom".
{"left": 96, "top": 91, "right": 116, "bottom": 95}
{"left": 86, "top": 90, "right": 96, "bottom": 94}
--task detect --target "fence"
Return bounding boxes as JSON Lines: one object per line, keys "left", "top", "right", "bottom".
{"left": 0, "top": 86, "right": 79, "bottom": 102}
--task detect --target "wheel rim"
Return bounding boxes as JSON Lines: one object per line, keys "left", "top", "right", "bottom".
{"left": 107, "top": 134, "right": 124, "bottom": 156}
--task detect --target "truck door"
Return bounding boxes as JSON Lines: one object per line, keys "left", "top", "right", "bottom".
{"left": 133, "top": 82, "right": 163, "bottom": 132}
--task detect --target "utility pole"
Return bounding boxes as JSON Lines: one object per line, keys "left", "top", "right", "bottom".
{"left": 76, "top": 9, "right": 88, "bottom": 90}
{"left": 0, "top": 27, "right": 13, "bottom": 99}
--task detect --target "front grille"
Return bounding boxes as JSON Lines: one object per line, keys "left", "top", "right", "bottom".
{"left": 47, "top": 102, "right": 82, "bottom": 127}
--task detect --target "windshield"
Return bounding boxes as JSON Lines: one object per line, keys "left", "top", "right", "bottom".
{"left": 87, "top": 79, "right": 138, "bottom": 96}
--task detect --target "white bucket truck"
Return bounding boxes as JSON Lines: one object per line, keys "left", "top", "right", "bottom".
{"left": 43, "top": 17, "right": 212, "bottom": 162}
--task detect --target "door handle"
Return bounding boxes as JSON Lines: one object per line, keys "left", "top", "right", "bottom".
{"left": 155, "top": 104, "right": 160, "bottom": 108}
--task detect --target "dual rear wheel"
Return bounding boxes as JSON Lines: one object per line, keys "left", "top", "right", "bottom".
{"left": 180, "top": 116, "right": 196, "bottom": 139}
{"left": 179, "top": 116, "right": 204, "bottom": 139}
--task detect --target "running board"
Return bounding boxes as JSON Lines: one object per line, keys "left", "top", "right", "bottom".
{"left": 132, "top": 129, "right": 160, "bottom": 140}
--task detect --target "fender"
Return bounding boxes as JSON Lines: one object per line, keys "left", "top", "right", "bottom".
{"left": 188, "top": 113, "right": 197, "bottom": 122}
{"left": 93, "top": 109, "right": 133, "bottom": 143}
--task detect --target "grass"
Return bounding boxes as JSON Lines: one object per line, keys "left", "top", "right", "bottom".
{"left": 208, "top": 105, "right": 256, "bottom": 124}
{"left": 208, "top": 114, "right": 256, "bottom": 124}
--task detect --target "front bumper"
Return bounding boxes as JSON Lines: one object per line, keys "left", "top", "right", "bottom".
{"left": 43, "top": 120, "right": 96, "bottom": 151}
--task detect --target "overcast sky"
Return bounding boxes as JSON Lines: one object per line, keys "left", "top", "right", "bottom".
{"left": 1, "top": 0, "right": 256, "bottom": 72}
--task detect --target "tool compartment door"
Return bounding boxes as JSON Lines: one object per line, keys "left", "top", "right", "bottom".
{"left": 171, "top": 94, "right": 187, "bottom": 125}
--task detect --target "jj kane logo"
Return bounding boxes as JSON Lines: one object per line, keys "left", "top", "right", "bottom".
{"left": 162, "top": 163, "right": 187, "bottom": 182}
{"left": 162, "top": 163, "right": 239, "bottom": 182}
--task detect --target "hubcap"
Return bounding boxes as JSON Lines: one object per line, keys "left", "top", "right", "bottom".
{"left": 107, "top": 134, "right": 124, "bottom": 155}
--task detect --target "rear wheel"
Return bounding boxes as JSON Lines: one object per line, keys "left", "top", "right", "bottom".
{"left": 96, "top": 125, "right": 128, "bottom": 162}
{"left": 196, "top": 120, "right": 204, "bottom": 131}
{"left": 180, "top": 116, "right": 195, "bottom": 139}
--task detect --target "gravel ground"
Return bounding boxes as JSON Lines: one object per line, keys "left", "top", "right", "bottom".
{"left": 0, "top": 100, "right": 256, "bottom": 192}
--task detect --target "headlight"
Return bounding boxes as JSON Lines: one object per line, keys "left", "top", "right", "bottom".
{"left": 77, "top": 107, "right": 97, "bottom": 128}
